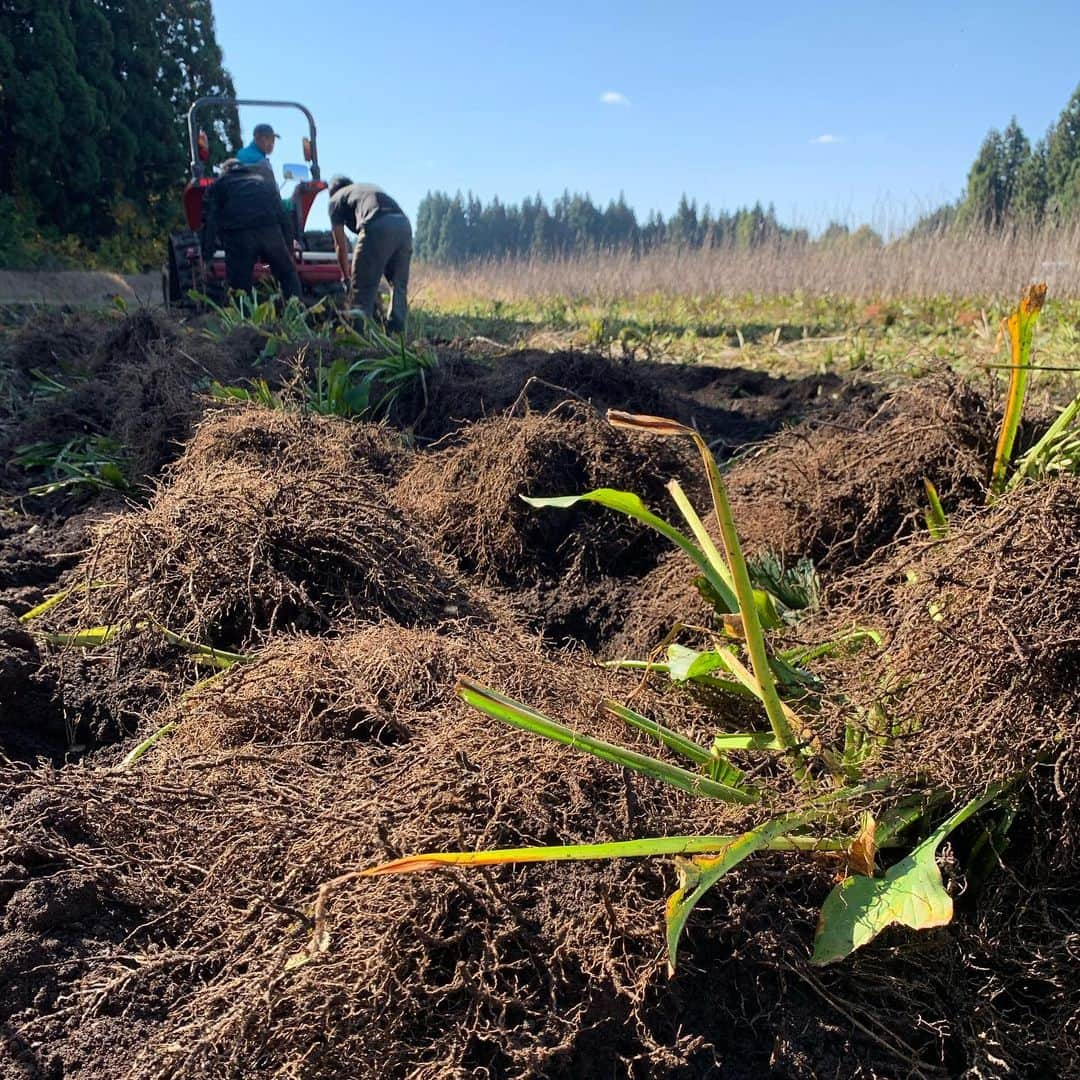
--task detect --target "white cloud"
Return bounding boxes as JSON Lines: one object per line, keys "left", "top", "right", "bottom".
{"left": 810, "top": 133, "right": 844, "bottom": 144}
{"left": 600, "top": 90, "right": 631, "bottom": 106}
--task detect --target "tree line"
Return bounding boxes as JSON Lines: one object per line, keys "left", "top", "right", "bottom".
{"left": 0, "top": 0, "right": 238, "bottom": 268}
{"left": 919, "top": 82, "right": 1080, "bottom": 234}
{"left": 419, "top": 83, "right": 1080, "bottom": 264}
{"left": 414, "top": 191, "right": 830, "bottom": 264}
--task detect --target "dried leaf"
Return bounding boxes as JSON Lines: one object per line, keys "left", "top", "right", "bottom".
{"left": 848, "top": 812, "right": 877, "bottom": 877}
{"left": 605, "top": 410, "right": 695, "bottom": 437}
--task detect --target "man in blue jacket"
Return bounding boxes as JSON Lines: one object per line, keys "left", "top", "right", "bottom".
{"left": 201, "top": 159, "right": 300, "bottom": 299}
{"left": 236, "top": 123, "right": 278, "bottom": 179}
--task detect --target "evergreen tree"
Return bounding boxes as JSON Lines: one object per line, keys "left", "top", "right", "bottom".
{"left": 409, "top": 188, "right": 805, "bottom": 261}
{"left": 532, "top": 203, "right": 553, "bottom": 255}
{"left": 414, "top": 191, "right": 450, "bottom": 259}
{"left": 1000, "top": 117, "right": 1030, "bottom": 213}
{"left": 0, "top": 0, "right": 238, "bottom": 259}
{"left": 1046, "top": 84, "right": 1080, "bottom": 218}
{"left": 1013, "top": 141, "right": 1049, "bottom": 225}
{"left": 958, "top": 129, "right": 1008, "bottom": 229}
{"left": 436, "top": 193, "right": 468, "bottom": 263}
{"left": 601, "top": 193, "right": 637, "bottom": 251}
{"left": 668, "top": 194, "right": 699, "bottom": 248}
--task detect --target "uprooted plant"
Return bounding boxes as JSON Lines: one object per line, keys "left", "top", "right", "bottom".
{"left": 348, "top": 409, "right": 1030, "bottom": 973}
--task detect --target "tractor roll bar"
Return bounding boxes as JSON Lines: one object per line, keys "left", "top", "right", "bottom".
{"left": 187, "top": 97, "right": 321, "bottom": 181}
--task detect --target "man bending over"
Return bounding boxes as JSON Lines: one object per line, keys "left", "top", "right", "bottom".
{"left": 328, "top": 176, "right": 412, "bottom": 334}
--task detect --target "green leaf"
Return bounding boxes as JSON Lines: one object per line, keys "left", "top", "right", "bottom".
{"left": 666, "top": 643, "right": 731, "bottom": 682}
{"left": 18, "top": 580, "right": 117, "bottom": 623}
{"left": 118, "top": 721, "right": 177, "bottom": 769}
{"left": 364, "top": 830, "right": 844, "bottom": 876}
{"left": 19, "top": 585, "right": 78, "bottom": 623}
{"left": 43, "top": 625, "right": 120, "bottom": 647}
{"left": 989, "top": 284, "right": 1046, "bottom": 498}
{"left": 522, "top": 489, "right": 738, "bottom": 611}
{"left": 711, "top": 732, "right": 785, "bottom": 751}
{"left": 780, "top": 627, "right": 882, "bottom": 665}
{"left": 153, "top": 624, "right": 254, "bottom": 669}
{"left": 665, "top": 813, "right": 810, "bottom": 973}
{"left": 457, "top": 678, "right": 758, "bottom": 804}
{"left": 922, "top": 478, "right": 949, "bottom": 539}
{"left": 811, "top": 784, "right": 1005, "bottom": 965}
{"left": 747, "top": 550, "right": 821, "bottom": 614}
{"left": 602, "top": 700, "right": 713, "bottom": 766}
{"left": 1008, "top": 391, "right": 1080, "bottom": 490}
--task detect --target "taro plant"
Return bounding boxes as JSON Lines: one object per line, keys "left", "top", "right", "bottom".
{"left": 355, "top": 410, "right": 1011, "bottom": 972}
{"left": 926, "top": 282, "right": 1077, "bottom": 522}
{"left": 1006, "top": 389, "right": 1080, "bottom": 489}
{"left": 204, "top": 313, "right": 438, "bottom": 420}
{"left": 13, "top": 435, "right": 132, "bottom": 497}
{"left": 195, "top": 288, "right": 329, "bottom": 360}
{"left": 987, "top": 284, "right": 1080, "bottom": 492}
{"left": 329, "top": 317, "right": 439, "bottom": 419}
{"left": 209, "top": 377, "right": 283, "bottom": 410}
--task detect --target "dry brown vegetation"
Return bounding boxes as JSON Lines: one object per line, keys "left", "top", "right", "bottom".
{"left": 416, "top": 224, "right": 1080, "bottom": 302}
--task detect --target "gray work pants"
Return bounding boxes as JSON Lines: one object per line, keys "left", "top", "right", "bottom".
{"left": 350, "top": 212, "right": 412, "bottom": 334}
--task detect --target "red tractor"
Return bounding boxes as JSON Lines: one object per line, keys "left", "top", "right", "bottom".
{"left": 163, "top": 97, "right": 345, "bottom": 307}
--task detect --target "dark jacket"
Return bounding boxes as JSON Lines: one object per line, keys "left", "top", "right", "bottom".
{"left": 201, "top": 165, "right": 292, "bottom": 256}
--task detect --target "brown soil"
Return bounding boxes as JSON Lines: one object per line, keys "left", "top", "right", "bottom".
{"left": 1, "top": 307, "right": 1076, "bottom": 1079}
{"left": 27, "top": 407, "right": 492, "bottom": 749}
{"left": 395, "top": 402, "right": 704, "bottom": 647}
{"left": 415, "top": 347, "right": 864, "bottom": 445}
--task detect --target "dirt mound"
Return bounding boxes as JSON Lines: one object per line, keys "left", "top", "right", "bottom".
{"left": 824, "top": 474, "right": 1079, "bottom": 810}
{"left": 724, "top": 374, "right": 994, "bottom": 566}
{"left": 610, "top": 374, "right": 995, "bottom": 658}
{"left": 0, "top": 308, "right": 251, "bottom": 495}
{"left": 26, "top": 408, "right": 480, "bottom": 748}
{"left": 398, "top": 401, "right": 697, "bottom": 580}
{"left": 171, "top": 623, "right": 513, "bottom": 753}
{"left": 396, "top": 402, "right": 707, "bottom": 648}
{"left": 3, "top": 612, "right": 1074, "bottom": 1077}
{"left": 185, "top": 397, "right": 411, "bottom": 480}
{"left": 63, "top": 407, "right": 469, "bottom": 647}
{"left": 0, "top": 624, "right": 836, "bottom": 1078}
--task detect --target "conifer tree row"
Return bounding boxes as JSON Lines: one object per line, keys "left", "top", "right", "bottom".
{"left": 414, "top": 190, "right": 805, "bottom": 264}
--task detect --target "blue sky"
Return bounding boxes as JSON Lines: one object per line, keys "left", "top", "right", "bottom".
{"left": 214, "top": 1, "right": 1080, "bottom": 233}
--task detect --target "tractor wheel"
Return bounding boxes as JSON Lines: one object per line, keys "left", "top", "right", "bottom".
{"left": 165, "top": 231, "right": 201, "bottom": 307}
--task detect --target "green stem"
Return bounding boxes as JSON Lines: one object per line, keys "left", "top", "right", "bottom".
{"left": 119, "top": 721, "right": 177, "bottom": 769}
{"left": 689, "top": 431, "right": 800, "bottom": 755}
{"left": 667, "top": 479, "right": 736, "bottom": 594}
